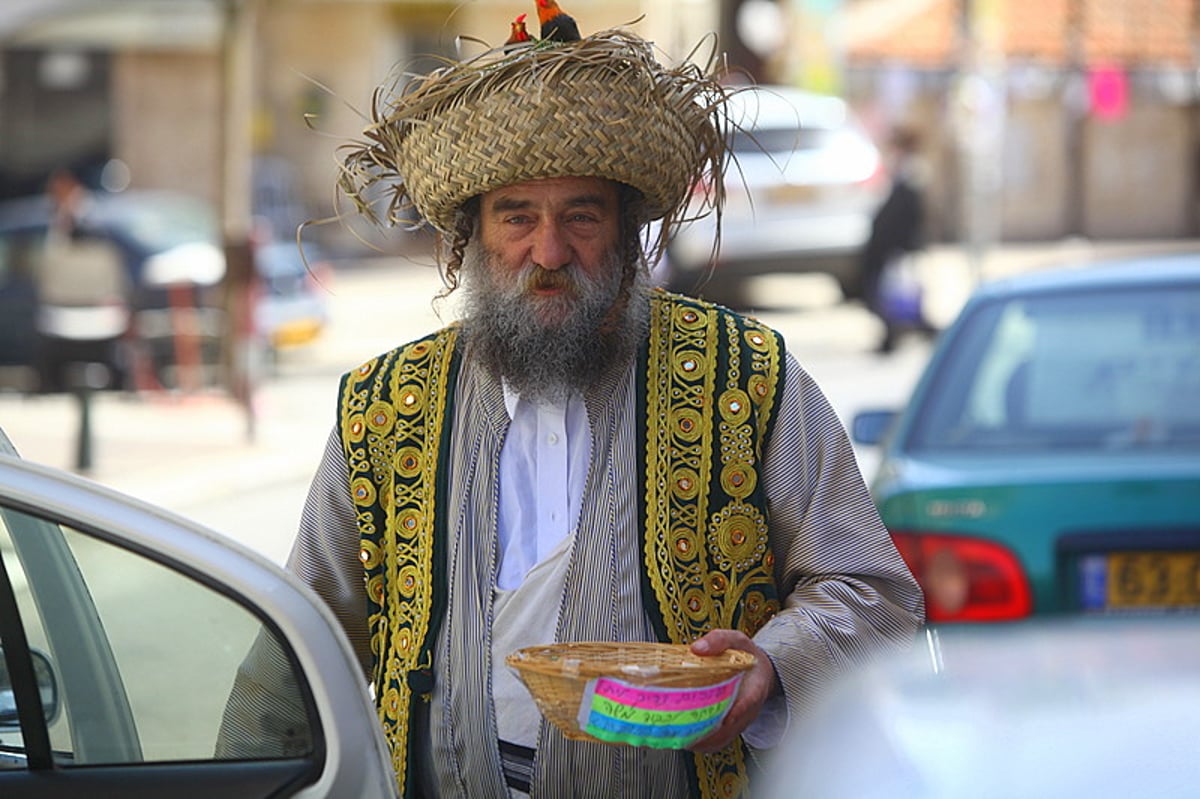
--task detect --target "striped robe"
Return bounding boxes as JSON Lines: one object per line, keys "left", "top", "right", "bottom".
{"left": 291, "top": 321, "right": 924, "bottom": 797}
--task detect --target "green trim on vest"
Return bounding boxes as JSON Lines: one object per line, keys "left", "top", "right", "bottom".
{"left": 639, "top": 290, "right": 783, "bottom": 798}
{"left": 339, "top": 291, "right": 783, "bottom": 798}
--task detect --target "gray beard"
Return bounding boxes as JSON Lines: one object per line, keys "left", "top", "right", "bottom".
{"left": 458, "top": 241, "right": 649, "bottom": 404}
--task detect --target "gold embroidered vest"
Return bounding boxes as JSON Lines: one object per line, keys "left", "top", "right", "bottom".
{"left": 338, "top": 290, "right": 783, "bottom": 798}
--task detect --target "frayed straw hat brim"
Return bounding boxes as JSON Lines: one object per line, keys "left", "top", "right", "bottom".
{"left": 337, "top": 30, "right": 731, "bottom": 236}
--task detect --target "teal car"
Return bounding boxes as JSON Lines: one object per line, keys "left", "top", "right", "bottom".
{"left": 852, "top": 255, "right": 1200, "bottom": 623}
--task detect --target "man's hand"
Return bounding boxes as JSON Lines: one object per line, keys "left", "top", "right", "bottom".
{"left": 686, "top": 629, "right": 779, "bottom": 753}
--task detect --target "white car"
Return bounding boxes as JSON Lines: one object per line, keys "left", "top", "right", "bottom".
{"left": 0, "top": 428, "right": 397, "bottom": 798}
{"left": 761, "top": 619, "right": 1200, "bottom": 798}
{"left": 664, "top": 85, "right": 885, "bottom": 306}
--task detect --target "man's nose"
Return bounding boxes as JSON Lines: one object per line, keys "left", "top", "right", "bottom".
{"left": 530, "top": 223, "right": 572, "bottom": 270}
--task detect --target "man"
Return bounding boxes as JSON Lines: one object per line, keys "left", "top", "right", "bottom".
{"left": 859, "top": 125, "right": 928, "bottom": 354}
{"left": 226, "top": 27, "right": 923, "bottom": 798}
{"left": 35, "top": 169, "right": 130, "bottom": 392}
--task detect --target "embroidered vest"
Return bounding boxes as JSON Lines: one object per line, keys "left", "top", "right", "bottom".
{"left": 339, "top": 290, "right": 783, "bottom": 798}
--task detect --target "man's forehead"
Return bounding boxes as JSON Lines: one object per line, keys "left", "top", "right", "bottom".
{"left": 483, "top": 176, "right": 619, "bottom": 208}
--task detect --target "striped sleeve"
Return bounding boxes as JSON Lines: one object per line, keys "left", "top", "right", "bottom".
{"left": 286, "top": 425, "right": 373, "bottom": 679}
{"left": 756, "top": 351, "right": 924, "bottom": 717}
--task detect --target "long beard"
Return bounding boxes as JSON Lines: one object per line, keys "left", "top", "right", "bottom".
{"left": 458, "top": 242, "right": 649, "bottom": 404}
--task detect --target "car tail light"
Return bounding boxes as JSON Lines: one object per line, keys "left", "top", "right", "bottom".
{"left": 856, "top": 158, "right": 886, "bottom": 190}
{"left": 891, "top": 531, "right": 1033, "bottom": 623}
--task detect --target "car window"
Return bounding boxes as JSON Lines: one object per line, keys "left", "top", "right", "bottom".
{"left": 94, "top": 195, "right": 219, "bottom": 252}
{"left": 910, "top": 284, "right": 1200, "bottom": 452}
{"left": 0, "top": 502, "right": 313, "bottom": 768}
{"left": 730, "top": 126, "right": 831, "bottom": 155}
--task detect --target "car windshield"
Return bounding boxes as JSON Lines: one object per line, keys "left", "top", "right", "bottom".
{"left": 908, "top": 282, "right": 1200, "bottom": 453}
{"left": 94, "top": 194, "right": 219, "bottom": 252}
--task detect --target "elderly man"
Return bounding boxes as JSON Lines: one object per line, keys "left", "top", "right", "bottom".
{"left": 241, "top": 26, "right": 922, "bottom": 799}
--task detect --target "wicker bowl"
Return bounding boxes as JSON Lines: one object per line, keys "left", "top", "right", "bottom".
{"left": 506, "top": 641, "right": 755, "bottom": 749}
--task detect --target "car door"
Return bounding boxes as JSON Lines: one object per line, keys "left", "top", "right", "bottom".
{"left": 0, "top": 436, "right": 396, "bottom": 798}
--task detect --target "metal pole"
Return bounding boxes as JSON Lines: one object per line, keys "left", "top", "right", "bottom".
{"left": 219, "top": 0, "right": 260, "bottom": 441}
{"left": 69, "top": 362, "right": 108, "bottom": 474}
{"left": 74, "top": 384, "right": 93, "bottom": 473}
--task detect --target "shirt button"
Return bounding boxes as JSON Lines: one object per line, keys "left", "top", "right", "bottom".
{"left": 547, "top": 433, "right": 559, "bottom": 445}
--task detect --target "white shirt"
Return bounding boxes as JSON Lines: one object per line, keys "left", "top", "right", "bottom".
{"left": 497, "top": 387, "right": 590, "bottom": 590}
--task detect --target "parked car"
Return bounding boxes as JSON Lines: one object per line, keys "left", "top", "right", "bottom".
{"left": 0, "top": 191, "right": 328, "bottom": 392}
{"left": 254, "top": 239, "right": 331, "bottom": 353}
{"left": 851, "top": 254, "right": 1200, "bottom": 622}
{"left": 662, "top": 85, "right": 885, "bottom": 306}
{"left": 0, "top": 427, "right": 397, "bottom": 797}
{"left": 762, "top": 618, "right": 1200, "bottom": 799}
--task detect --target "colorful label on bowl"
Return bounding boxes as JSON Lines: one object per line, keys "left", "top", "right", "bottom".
{"left": 576, "top": 674, "right": 743, "bottom": 748}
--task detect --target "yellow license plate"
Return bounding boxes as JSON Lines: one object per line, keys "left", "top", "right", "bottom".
{"left": 764, "top": 184, "right": 818, "bottom": 205}
{"left": 271, "top": 319, "right": 322, "bottom": 348}
{"left": 1107, "top": 551, "right": 1200, "bottom": 609}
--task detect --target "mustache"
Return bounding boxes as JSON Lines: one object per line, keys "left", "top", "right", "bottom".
{"left": 523, "top": 265, "right": 575, "bottom": 293}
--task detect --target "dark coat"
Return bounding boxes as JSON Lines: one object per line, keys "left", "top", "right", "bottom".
{"left": 861, "top": 175, "right": 924, "bottom": 313}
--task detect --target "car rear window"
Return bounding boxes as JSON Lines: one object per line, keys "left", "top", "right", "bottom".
{"left": 908, "top": 282, "right": 1200, "bottom": 453}
{"left": 730, "top": 127, "right": 831, "bottom": 155}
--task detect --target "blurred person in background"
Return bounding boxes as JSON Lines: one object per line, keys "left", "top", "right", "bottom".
{"left": 34, "top": 168, "right": 129, "bottom": 392}
{"left": 220, "top": 21, "right": 922, "bottom": 798}
{"left": 859, "top": 125, "right": 928, "bottom": 354}
{"left": 46, "top": 167, "right": 91, "bottom": 234}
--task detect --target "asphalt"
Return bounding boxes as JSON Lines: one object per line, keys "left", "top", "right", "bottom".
{"left": 3, "top": 237, "right": 1198, "bottom": 513}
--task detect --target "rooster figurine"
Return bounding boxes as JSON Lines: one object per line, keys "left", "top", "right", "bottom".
{"left": 535, "top": 0, "right": 580, "bottom": 42}
{"left": 504, "top": 13, "right": 534, "bottom": 52}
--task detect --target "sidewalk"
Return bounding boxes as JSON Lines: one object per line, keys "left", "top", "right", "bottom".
{"left": 0, "top": 380, "right": 330, "bottom": 511}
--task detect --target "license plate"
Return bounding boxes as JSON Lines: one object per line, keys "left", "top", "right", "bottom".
{"left": 271, "top": 318, "right": 322, "bottom": 348}
{"left": 1080, "top": 551, "right": 1200, "bottom": 610}
{"left": 763, "top": 184, "right": 818, "bottom": 205}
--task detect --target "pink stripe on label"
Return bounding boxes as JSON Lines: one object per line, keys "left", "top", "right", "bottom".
{"left": 592, "top": 674, "right": 742, "bottom": 711}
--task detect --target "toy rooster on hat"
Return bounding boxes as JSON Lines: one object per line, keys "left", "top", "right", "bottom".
{"left": 535, "top": 0, "right": 581, "bottom": 42}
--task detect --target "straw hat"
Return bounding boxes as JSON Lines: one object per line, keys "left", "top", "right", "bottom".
{"left": 337, "top": 29, "right": 733, "bottom": 240}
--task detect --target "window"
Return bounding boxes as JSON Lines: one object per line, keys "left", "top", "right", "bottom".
{"left": 911, "top": 284, "right": 1200, "bottom": 452}
{"left": 0, "top": 502, "right": 312, "bottom": 769}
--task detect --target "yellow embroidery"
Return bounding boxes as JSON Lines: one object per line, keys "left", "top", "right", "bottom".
{"left": 644, "top": 291, "right": 782, "bottom": 799}
{"left": 343, "top": 294, "right": 781, "bottom": 798}
{"left": 339, "top": 329, "right": 458, "bottom": 794}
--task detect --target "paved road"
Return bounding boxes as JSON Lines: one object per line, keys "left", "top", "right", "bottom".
{"left": 3, "top": 237, "right": 1196, "bottom": 561}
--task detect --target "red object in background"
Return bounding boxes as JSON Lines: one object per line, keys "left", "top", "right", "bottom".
{"left": 1088, "top": 64, "right": 1128, "bottom": 121}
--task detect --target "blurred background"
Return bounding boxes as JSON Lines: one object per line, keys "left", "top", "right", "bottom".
{"left": 1, "top": 0, "right": 1198, "bottom": 557}
{"left": 3, "top": 0, "right": 1197, "bottom": 259}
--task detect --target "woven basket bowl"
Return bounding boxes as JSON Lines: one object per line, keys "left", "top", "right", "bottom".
{"left": 506, "top": 641, "right": 755, "bottom": 746}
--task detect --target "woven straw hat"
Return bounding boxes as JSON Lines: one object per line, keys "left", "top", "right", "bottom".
{"left": 337, "top": 29, "right": 732, "bottom": 239}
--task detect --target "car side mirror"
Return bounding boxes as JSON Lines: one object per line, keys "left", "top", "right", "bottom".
{"left": 851, "top": 410, "right": 897, "bottom": 447}
{"left": 0, "top": 648, "right": 60, "bottom": 728}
